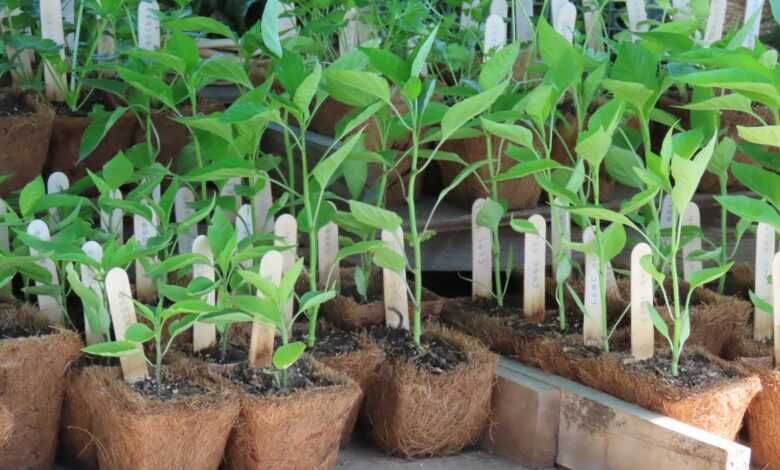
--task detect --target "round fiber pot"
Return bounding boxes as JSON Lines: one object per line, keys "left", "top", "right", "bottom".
{"left": 222, "top": 356, "right": 361, "bottom": 470}
{"left": 0, "top": 302, "right": 81, "bottom": 470}
{"left": 0, "top": 90, "right": 55, "bottom": 195}
{"left": 362, "top": 323, "right": 497, "bottom": 457}
{"left": 58, "top": 362, "right": 239, "bottom": 470}
{"left": 46, "top": 106, "right": 137, "bottom": 182}
{"left": 739, "top": 356, "right": 780, "bottom": 469}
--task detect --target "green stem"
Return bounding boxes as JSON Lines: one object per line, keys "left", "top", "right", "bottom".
{"left": 484, "top": 133, "right": 503, "bottom": 306}
{"left": 408, "top": 132, "right": 423, "bottom": 346}
{"left": 718, "top": 176, "right": 728, "bottom": 294}
{"left": 155, "top": 335, "right": 162, "bottom": 396}
{"left": 670, "top": 212, "right": 682, "bottom": 377}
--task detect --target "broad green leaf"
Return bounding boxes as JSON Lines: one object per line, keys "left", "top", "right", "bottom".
{"left": 601, "top": 223, "right": 627, "bottom": 262}
{"left": 273, "top": 341, "right": 305, "bottom": 369}
{"left": 19, "top": 177, "right": 45, "bottom": 218}
{"left": 441, "top": 82, "right": 507, "bottom": 141}
{"left": 164, "top": 16, "right": 235, "bottom": 40}
{"left": 293, "top": 63, "right": 322, "bottom": 115}
{"left": 360, "top": 47, "right": 410, "bottom": 85}
{"left": 647, "top": 303, "right": 672, "bottom": 346}
{"left": 686, "top": 263, "right": 734, "bottom": 289}
{"left": 80, "top": 106, "right": 128, "bottom": 162}
{"left": 261, "top": 0, "right": 283, "bottom": 57}
{"left": 602, "top": 79, "right": 654, "bottom": 111}
{"left": 737, "top": 125, "right": 780, "bottom": 148}
{"left": 312, "top": 131, "right": 363, "bottom": 187}
{"left": 348, "top": 200, "right": 402, "bottom": 231}
{"left": 102, "top": 152, "right": 134, "bottom": 190}
{"left": 510, "top": 218, "right": 539, "bottom": 235}
{"left": 494, "top": 160, "right": 560, "bottom": 182}
{"left": 372, "top": 244, "right": 406, "bottom": 273}
{"left": 476, "top": 198, "right": 505, "bottom": 231}
{"left": 325, "top": 69, "right": 391, "bottom": 106}
{"left": 640, "top": 254, "right": 665, "bottom": 284}
{"left": 567, "top": 206, "right": 636, "bottom": 228}
{"left": 732, "top": 161, "right": 780, "bottom": 207}
{"left": 749, "top": 289, "right": 773, "bottom": 313}
{"left": 124, "top": 323, "right": 155, "bottom": 343}
{"left": 708, "top": 137, "right": 737, "bottom": 176}
{"left": 670, "top": 137, "right": 716, "bottom": 212}
{"left": 480, "top": 118, "right": 534, "bottom": 149}
{"left": 410, "top": 25, "right": 439, "bottom": 78}
{"left": 298, "top": 290, "right": 336, "bottom": 313}
{"left": 194, "top": 56, "right": 252, "bottom": 89}
{"left": 679, "top": 93, "right": 753, "bottom": 114}
{"left": 83, "top": 340, "right": 141, "bottom": 357}
{"left": 479, "top": 42, "right": 520, "bottom": 91}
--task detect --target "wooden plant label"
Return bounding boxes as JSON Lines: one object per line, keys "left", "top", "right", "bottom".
{"left": 236, "top": 204, "right": 253, "bottom": 269}
{"left": 555, "top": 2, "right": 577, "bottom": 44}
{"left": 484, "top": 14, "right": 508, "bottom": 52}
{"left": 81, "top": 241, "right": 104, "bottom": 346}
{"left": 39, "top": 0, "right": 66, "bottom": 101}
{"left": 631, "top": 243, "right": 654, "bottom": 360}
{"left": 133, "top": 202, "right": 157, "bottom": 303}
{"left": 382, "top": 227, "right": 409, "bottom": 330}
{"left": 62, "top": 0, "right": 74, "bottom": 48}
{"left": 152, "top": 183, "right": 161, "bottom": 204}
{"left": 317, "top": 222, "right": 339, "bottom": 290}
{"left": 514, "top": 0, "right": 534, "bottom": 42}
{"left": 47, "top": 171, "right": 69, "bottom": 223}
{"left": 772, "top": 252, "right": 780, "bottom": 366}
{"left": 27, "top": 220, "right": 64, "bottom": 325}
{"left": 220, "top": 177, "right": 242, "bottom": 222}
{"left": 105, "top": 268, "right": 149, "bottom": 382}
{"left": 755, "top": 222, "right": 775, "bottom": 341}
{"left": 138, "top": 0, "right": 161, "bottom": 50}
{"left": 743, "top": 0, "right": 765, "bottom": 48}
{"left": 583, "top": 6, "right": 602, "bottom": 51}
{"left": 551, "top": 0, "right": 566, "bottom": 27}
{"left": 551, "top": 197, "right": 571, "bottom": 273}
{"left": 583, "top": 227, "right": 603, "bottom": 348}
{"left": 98, "top": 24, "right": 116, "bottom": 57}
{"left": 278, "top": 1, "right": 297, "bottom": 39}
{"left": 660, "top": 195, "right": 673, "bottom": 244}
{"left": 460, "top": 0, "right": 481, "bottom": 29}
{"left": 100, "top": 189, "right": 124, "bottom": 242}
{"left": 705, "top": 0, "right": 727, "bottom": 44}
{"left": 0, "top": 199, "right": 8, "bottom": 253}
{"left": 491, "top": 0, "right": 509, "bottom": 17}
{"left": 249, "top": 250, "right": 283, "bottom": 368}
{"left": 274, "top": 214, "right": 297, "bottom": 323}
{"left": 192, "top": 235, "right": 216, "bottom": 352}
{"left": 681, "top": 202, "right": 702, "bottom": 281}
{"left": 472, "top": 199, "right": 493, "bottom": 299}
{"left": 253, "top": 174, "right": 274, "bottom": 233}
{"left": 339, "top": 7, "right": 371, "bottom": 55}
{"left": 626, "top": 0, "right": 648, "bottom": 35}
{"left": 523, "top": 215, "right": 547, "bottom": 319}
{"left": 174, "top": 187, "right": 196, "bottom": 255}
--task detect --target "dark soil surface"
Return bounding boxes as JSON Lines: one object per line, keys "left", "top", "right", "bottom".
{"left": 368, "top": 326, "right": 466, "bottom": 374}
{"left": 228, "top": 357, "right": 335, "bottom": 397}
{"left": 0, "top": 325, "right": 44, "bottom": 340}
{"left": 0, "top": 93, "right": 32, "bottom": 116}
{"left": 625, "top": 350, "right": 739, "bottom": 389}
{"left": 131, "top": 371, "right": 207, "bottom": 400}
{"left": 52, "top": 91, "right": 113, "bottom": 116}
{"left": 195, "top": 343, "right": 248, "bottom": 364}
{"left": 342, "top": 284, "right": 382, "bottom": 304}
{"left": 453, "top": 297, "right": 583, "bottom": 338}
{"left": 289, "top": 324, "right": 359, "bottom": 358}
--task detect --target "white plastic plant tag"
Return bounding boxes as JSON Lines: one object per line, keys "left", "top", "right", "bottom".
{"left": 317, "top": 222, "right": 339, "bottom": 291}
{"left": 514, "top": 0, "right": 534, "bottom": 42}
{"left": 236, "top": 204, "right": 253, "bottom": 269}
{"left": 39, "top": 0, "right": 66, "bottom": 101}
{"left": 27, "top": 220, "right": 64, "bottom": 325}
{"left": 631, "top": 243, "right": 654, "bottom": 361}
{"left": 138, "top": 0, "right": 161, "bottom": 50}
{"left": 249, "top": 250, "right": 283, "bottom": 368}
{"left": 472, "top": 199, "right": 493, "bottom": 299}
{"left": 0, "top": 200, "right": 8, "bottom": 253}
{"left": 253, "top": 174, "right": 274, "bottom": 233}
{"left": 704, "top": 0, "right": 727, "bottom": 45}
{"left": 681, "top": 202, "right": 703, "bottom": 281}
{"left": 772, "top": 252, "right": 780, "bottom": 366}
{"left": 62, "top": 0, "right": 74, "bottom": 49}
{"left": 81, "top": 241, "right": 104, "bottom": 346}
{"left": 626, "top": 0, "right": 648, "bottom": 35}
{"left": 133, "top": 202, "right": 158, "bottom": 303}
{"left": 382, "top": 227, "right": 409, "bottom": 330}
{"left": 743, "top": 0, "right": 765, "bottom": 48}
{"left": 755, "top": 222, "right": 775, "bottom": 341}
{"left": 672, "top": 0, "right": 690, "bottom": 20}
{"left": 555, "top": 2, "right": 577, "bottom": 44}
{"left": 47, "top": 171, "right": 69, "bottom": 223}
{"left": 551, "top": 0, "right": 565, "bottom": 27}
{"left": 105, "top": 268, "right": 149, "bottom": 382}
{"left": 191, "top": 235, "right": 216, "bottom": 352}
{"left": 491, "top": 0, "right": 509, "bottom": 17}
{"left": 460, "top": 0, "right": 481, "bottom": 29}
{"left": 100, "top": 189, "right": 124, "bottom": 242}
{"left": 484, "top": 14, "right": 507, "bottom": 52}
{"left": 220, "top": 177, "right": 242, "bottom": 222}
{"left": 274, "top": 214, "right": 297, "bottom": 323}
{"left": 583, "top": 226, "right": 603, "bottom": 348}
{"left": 551, "top": 197, "right": 571, "bottom": 276}
{"left": 523, "top": 215, "right": 547, "bottom": 319}
{"left": 174, "top": 187, "right": 196, "bottom": 255}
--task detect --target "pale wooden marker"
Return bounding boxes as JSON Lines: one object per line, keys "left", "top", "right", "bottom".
{"left": 755, "top": 222, "right": 775, "bottom": 341}
{"left": 278, "top": 1, "right": 297, "bottom": 39}
{"left": 551, "top": 0, "right": 566, "bottom": 30}
{"left": 582, "top": 0, "right": 603, "bottom": 51}
{"left": 382, "top": 227, "right": 409, "bottom": 330}
{"left": 27, "top": 220, "right": 64, "bottom": 325}
{"left": 660, "top": 195, "right": 673, "bottom": 244}
{"left": 174, "top": 187, "right": 196, "bottom": 255}
{"left": 39, "top": 0, "right": 66, "bottom": 101}
{"left": 138, "top": 0, "right": 161, "bottom": 50}
{"left": 236, "top": 204, "right": 254, "bottom": 269}
{"left": 47, "top": 171, "right": 69, "bottom": 223}
{"left": 631, "top": 243, "right": 654, "bottom": 360}
{"left": 81, "top": 241, "right": 104, "bottom": 346}
{"left": 152, "top": 183, "right": 161, "bottom": 204}
{"left": 253, "top": 174, "right": 274, "bottom": 233}
{"left": 192, "top": 235, "right": 216, "bottom": 352}
{"left": 743, "top": 0, "right": 765, "bottom": 48}
{"left": 105, "top": 268, "right": 149, "bottom": 382}
{"left": 249, "top": 250, "right": 283, "bottom": 368}
{"left": 551, "top": 197, "right": 571, "bottom": 276}
{"left": 583, "top": 226, "right": 603, "bottom": 348}
{"left": 0, "top": 200, "right": 8, "bottom": 253}
{"left": 100, "top": 189, "right": 124, "bottom": 242}
{"left": 485, "top": 14, "right": 508, "bottom": 52}
{"left": 491, "top": 0, "right": 509, "bottom": 16}
{"left": 317, "top": 222, "right": 340, "bottom": 291}
{"left": 274, "top": 214, "right": 297, "bottom": 323}
{"left": 97, "top": 24, "right": 116, "bottom": 57}
{"left": 626, "top": 0, "right": 648, "bottom": 35}
{"left": 514, "top": 0, "right": 534, "bottom": 42}
{"left": 704, "top": 0, "right": 727, "bottom": 45}
{"left": 605, "top": 262, "right": 621, "bottom": 301}
{"left": 472, "top": 199, "right": 493, "bottom": 299}
{"left": 133, "top": 202, "right": 158, "bottom": 303}
{"left": 220, "top": 177, "right": 242, "bottom": 222}
{"left": 62, "top": 0, "right": 74, "bottom": 48}
{"left": 524, "top": 215, "right": 547, "bottom": 319}
{"left": 339, "top": 7, "right": 371, "bottom": 55}
{"left": 672, "top": 0, "right": 690, "bottom": 20}
{"left": 555, "top": 2, "right": 577, "bottom": 44}
{"left": 461, "top": 0, "right": 481, "bottom": 29}
{"left": 681, "top": 202, "right": 703, "bottom": 281}
{"left": 772, "top": 252, "right": 780, "bottom": 366}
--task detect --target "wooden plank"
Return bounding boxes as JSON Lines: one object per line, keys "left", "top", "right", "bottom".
{"left": 523, "top": 214, "right": 546, "bottom": 318}
{"left": 755, "top": 222, "right": 775, "bottom": 341}
{"left": 192, "top": 235, "right": 216, "bottom": 352}
{"left": 382, "top": 227, "right": 409, "bottom": 330}
{"left": 27, "top": 220, "right": 64, "bottom": 325}
{"left": 631, "top": 243, "right": 654, "bottom": 361}
{"left": 705, "top": 0, "right": 727, "bottom": 44}
{"left": 105, "top": 268, "right": 149, "bottom": 383}
{"left": 472, "top": 199, "right": 492, "bottom": 299}
{"left": 249, "top": 250, "right": 282, "bottom": 368}
{"left": 81, "top": 241, "right": 104, "bottom": 346}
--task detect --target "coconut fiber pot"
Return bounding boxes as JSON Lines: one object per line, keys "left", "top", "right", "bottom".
{"left": 223, "top": 356, "right": 361, "bottom": 470}
{"left": 0, "top": 90, "right": 55, "bottom": 195}
{"left": 0, "top": 302, "right": 81, "bottom": 470}
{"left": 58, "top": 362, "right": 239, "bottom": 470}
{"left": 362, "top": 323, "right": 497, "bottom": 457}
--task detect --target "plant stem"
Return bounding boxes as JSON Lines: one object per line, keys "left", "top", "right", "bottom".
{"left": 484, "top": 132, "right": 503, "bottom": 306}
{"left": 670, "top": 213, "right": 682, "bottom": 376}
{"left": 155, "top": 335, "right": 162, "bottom": 396}
{"left": 408, "top": 131, "right": 423, "bottom": 346}
{"left": 718, "top": 176, "right": 728, "bottom": 294}
{"left": 299, "top": 128, "right": 319, "bottom": 347}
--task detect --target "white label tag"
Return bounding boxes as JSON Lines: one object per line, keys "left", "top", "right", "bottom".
{"left": 484, "top": 14, "right": 507, "bottom": 52}
{"left": 317, "top": 222, "right": 339, "bottom": 291}
{"left": 523, "top": 215, "right": 547, "bottom": 319}
{"left": 62, "top": 0, "right": 74, "bottom": 48}
{"left": 672, "top": 0, "right": 690, "bottom": 20}
{"left": 772, "top": 252, "right": 780, "bottom": 366}
{"left": 681, "top": 202, "right": 702, "bottom": 281}
{"left": 755, "top": 222, "right": 775, "bottom": 341}
{"left": 220, "top": 177, "right": 242, "bottom": 223}
{"left": 105, "top": 268, "right": 149, "bottom": 382}
{"left": 660, "top": 195, "right": 673, "bottom": 244}
{"left": 626, "top": 0, "right": 648, "bottom": 34}
{"left": 100, "top": 189, "right": 124, "bottom": 243}
{"left": 138, "top": 0, "right": 160, "bottom": 50}
{"left": 39, "top": 0, "right": 66, "bottom": 100}
{"left": 555, "top": 2, "right": 577, "bottom": 44}
{"left": 582, "top": 0, "right": 603, "bottom": 51}
{"left": 491, "top": 0, "right": 509, "bottom": 17}
{"left": 704, "top": 0, "right": 727, "bottom": 45}
{"left": 605, "top": 262, "right": 621, "bottom": 301}
{"left": 551, "top": 0, "right": 566, "bottom": 27}
{"left": 551, "top": 197, "right": 571, "bottom": 274}
{"left": 192, "top": 235, "right": 216, "bottom": 352}
{"left": 27, "top": 220, "right": 64, "bottom": 325}
{"left": 472, "top": 199, "right": 493, "bottom": 299}
{"left": 514, "top": 0, "right": 534, "bottom": 42}
{"left": 382, "top": 227, "right": 409, "bottom": 330}
{"left": 743, "top": 0, "right": 765, "bottom": 48}
{"left": 98, "top": 24, "right": 116, "bottom": 56}
{"left": 631, "top": 243, "right": 654, "bottom": 360}
{"left": 253, "top": 174, "right": 275, "bottom": 233}
{"left": 81, "top": 241, "right": 104, "bottom": 346}
{"left": 174, "top": 187, "right": 196, "bottom": 255}
{"left": 274, "top": 214, "right": 297, "bottom": 323}
{"left": 236, "top": 204, "right": 254, "bottom": 269}
{"left": 47, "top": 171, "right": 69, "bottom": 223}
{"left": 250, "top": 250, "right": 282, "bottom": 368}
{"left": 583, "top": 226, "right": 603, "bottom": 347}
{"left": 133, "top": 202, "right": 158, "bottom": 303}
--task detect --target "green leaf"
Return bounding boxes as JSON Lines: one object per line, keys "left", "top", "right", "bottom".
{"left": 479, "top": 42, "right": 520, "bottom": 91}
{"left": 102, "top": 152, "right": 134, "bottom": 190}
{"left": 164, "top": 16, "right": 235, "bottom": 40}
{"left": 749, "top": 289, "right": 773, "bottom": 314}
{"left": 737, "top": 125, "right": 780, "bottom": 148}
{"left": 640, "top": 254, "right": 665, "bottom": 284}
{"left": 272, "top": 341, "right": 305, "bottom": 370}
{"left": 83, "top": 340, "right": 141, "bottom": 357}
{"left": 311, "top": 131, "right": 363, "bottom": 187}
{"left": 117, "top": 67, "right": 174, "bottom": 109}
{"left": 298, "top": 290, "right": 336, "bottom": 313}
{"left": 670, "top": 137, "right": 716, "bottom": 212}
{"left": 647, "top": 303, "right": 672, "bottom": 347}
{"left": 602, "top": 79, "right": 654, "bottom": 111}
{"left": 601, "top": 223, "right": 627, "bottom": 262}
{"left": 679, "top": 93, "right": 753, "bottom": 114}
{"left": 361, "top": 47, "right": 410, "bottom": 85}
{"left": 146, "top": 253, "right": 210, "bottom": 279}
{"left": 168, "top": 313, "right": 198, "bottom": 339}
{"left": 194, "top": 56, "right": 252, "bottom": 89}
{"left": 716, "top": 195, "right": 780, "bottom": 232}
{"left": 476, "top": 198, "right": 505, "bottom": 231}
{"left": 510, "top": 218, "right": 539, "bottom": 235}
{"left": 708, "top": 137, "right": 737, "bottom": 177}
{"left": 494, "top": 160, "right": 560, "bottom": 183}
{"left": 731, "top": 162, "right": 780, "bottom": 207}
{"left": 372, "top": 244, "right": 406, "bottom": 273}
{"left": 480, "top": 118, "right": 534, "bottom": 149}
{"left": 567, "top": 206, "right": 636, "bottom": 228}
{"left": 19, "top": 176, "right": 44, "bottom": 218}
{"left": 686, "top": 263, "right": 734, "bottom": 290}
{"left": 441, "top": 82, "right": 507, "bottom": 141}
{"left": 325, "top": 69, "right": 391, "bottom": 106}
{"left": 124, "top": 323, "right": 155, "bottom": 343}
{"left": 348, "top": 200, "right": 402, "bottom": 231}
{"left": 261, "top": 0, "right": 283, "bottom": 57}
{"left": 410, "top": 25, "right": 439, "bottom": 78}
{"left": 80, "top": 106, "right": 128, "bottom": 163}
{"left": 293, "top": 63, "right": 322, "bottom": 116}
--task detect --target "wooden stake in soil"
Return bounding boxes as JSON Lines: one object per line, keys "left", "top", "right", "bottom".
{"left": 105, "top": 267, "right": 149, "bottom": 382}
{"left": 631, "top": 243, "right": 654, "bottom": 361}
{"left": 704, "top": 0, "right": 727, "bottom": 44}
{"left": 484, "top": 14, "right": 507, "bottom": 52}
{"left": 236, "top": 204, "right": 253, "bottom": 269}
{"left": 47, "top": 171, "right": 69, "bottom": 223}
{"left": 249, "top": 250, "right": 283, "bottom": 368}
{"left": 514, "top": 0, "right": 534, "bottom": 42}
{"left": 743, "top": 0, "right": 765, "bottom": 49}
{"left": 382, "top": 227, "right": 409, "bottom": 330}
{"left": 174, "top": 187, "right": 196, "bottom": 255}
{"left": 472, "top": 199, "right": 493, "bottom": 299}
{"left": 583, "top": 226, "right": 603, "bottom": 348}
{"left": 39, "top": 0, "right": 66, "bottom": 101}
{"left": 524, "top": 215, "right": 547, "bottom": 319}
{"left": 192, "top": 235, "right": 216, "bottom": 353}
{"left": 133, "top": 201, "right": 158, "bottom": 303}
{"left": 755, "top": 222, "right": 775, "bottom": 341}
{"left": 681, "top": 202, "right": 702, "bottom": 281}
{"left": 254, "top": 172, "right": 274, "bottom": 232}
{"left": 274, "top": 214, "right": 297, "bottom": 323}
{"left": 27, "top": 220, "right": 64, "bottom": 325}
{"left": 100, "top": 189, "right": 124, "bottom": 242}
{"left": 772, "top": 252, "right": 780, "bottom": 366}
{"left": 138, "top": 0, "right": 161, "bottom": 50}
{"left": 81, "top": 240, "right": 104, "bottom": 346}
{"left": 317, "top": 222, "right": 339, "bottom": 291}
{"left": 554, "top": 2, "right": 577, "bottom": 44}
